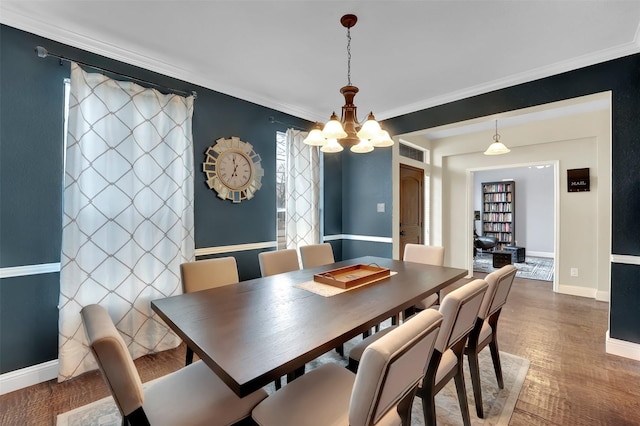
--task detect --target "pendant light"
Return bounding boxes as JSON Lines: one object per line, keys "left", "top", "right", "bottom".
{"left": 303, "top": 14, "right": 393, "bottom": 153}
{"left": 484, "top": 120, "right": 510, "bottom": 155}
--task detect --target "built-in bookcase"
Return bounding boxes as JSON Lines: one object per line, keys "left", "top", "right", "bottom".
{"left": 481, "top": 181, "right": 515, "bottom": 249}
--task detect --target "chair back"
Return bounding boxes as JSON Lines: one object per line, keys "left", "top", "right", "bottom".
{"left": 349, "top": 309, "right": 443, "bottom": 426}
{"left": 258, "top": 249, "right": 300, "bottom": 277}
{"left": 479, "top": 265, "right": 517, "bottom": 319}
{"left": 80, "top": 304, "right": 144, "bottom": 418}
{"left": 180, "top": 256, "right": 239, "bottom": 293}
{"left": 403, "top": 244, "right": 445, "bottom": 266}
{"left": 435, "top": 279, "right": 488, "bottom": 352}
{"left": 299, "top": 243, "right": 335, "bottom": 268}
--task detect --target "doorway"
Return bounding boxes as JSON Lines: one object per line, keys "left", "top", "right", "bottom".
{"left": 399, "top": 164, "right": 424, "bottom": 256}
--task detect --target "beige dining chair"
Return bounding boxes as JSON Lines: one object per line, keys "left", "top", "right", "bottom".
{"left": 417, "top": 278, "right": 488, "bottom": 426}
{"left": 180, "top": 256, "right": 239, "bottom": 365}
{"left": 404, "top": 243, "right": 446, "bottom": 310}
{"left": 299, "top": 243, "right": 335, "bottom": 269}
{"left": 465, "top": 264, "right": 517, "bottom": 418}
{"left": 80, "top": 304, "right": 267, "bottom": 426}
{"left": 298, "top": 242, "right": 345, "bottom": 356}
{"left": 258, "top": 249, "right": 300, "bottom": 277}
{"left": 180, "top": 256, "right": 239, "bottom": 293}
{"left": 348, "top": 244, "right": 446, "bottom": 370}
{"left": 251, "top": 308, "right": 444, "bottom": 426}
{"left": 258, "top": 248, "right": 302, "bottom": 388}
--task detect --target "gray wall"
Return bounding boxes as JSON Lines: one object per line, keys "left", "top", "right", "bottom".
{"left": 474, "top": 166, "right": 555, "bottom": 254}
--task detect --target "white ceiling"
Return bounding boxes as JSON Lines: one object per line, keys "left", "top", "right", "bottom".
{"left": 2, "top": 1, "right": 640, "bottom": 125}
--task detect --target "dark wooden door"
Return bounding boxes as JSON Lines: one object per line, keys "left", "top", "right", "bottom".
{"left": 400, "top": 164, "right": 424, "bottom": 256}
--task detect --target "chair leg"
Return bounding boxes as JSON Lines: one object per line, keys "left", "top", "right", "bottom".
{"left": 286, "top": 365, "right": 306, "bottom": 383}
{"left": 397, "top": 387, "right": 417, "bottom": 426}
{"left": 335, "top": 344, "right": 344, "bottom": 356}
{"left": 489, "top": 340, "right": 504, "bottom": 388}
{"left": 185, "top": 347, "right": 194, "bottom": 365}
{"left": 421, "top": 391, "right": 437, "bottom": 426}
{"left": 453, "top": 364, "right": 472, "bottom": 426}
{"left": 274, "top": 377, "right": 282, "bottom": 390}
{"left": 467, "top": 350, "right": 484, "bottom": 418}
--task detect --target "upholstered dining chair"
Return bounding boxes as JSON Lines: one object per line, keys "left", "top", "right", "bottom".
{"left": 299, "top": 243, "right": 335, "bottom": 269}
{"left": 180, "top": 256, "right": 239, "bottom": 365}
{"left": 258, "top": 248, "right": 301, "bottom": 388}
{"left": 80, "top": 304, "right": 267, "bottom": 426}
{"left": 258, "top": 249, "right": 300, "bottom": 277}
{"left": 465, "top": 264, "right": 517, "bottom": 418}
{"left": 180, "top": 256, "right": 239, "bottom": 293}
{"left": 417, "top": 278, "right": 488, "bottom": 426}
{"left": 251, "top": 308, "right": 444, "bottom": 426}
{"left": 404, "top": 243, "right": 446, "bottom": 310}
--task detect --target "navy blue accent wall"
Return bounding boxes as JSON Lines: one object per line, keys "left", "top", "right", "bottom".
{"left": 342, "top": 149, "right": 393, "bottom": 237}
{"left": 0, "top": 274, "right": 60, "bottom": 372}
{"left": 323, "top": 152, "right": 343, "bottom": 237}
{"left": 0, "top": 24, "right": 311, "bottom": 373}
{"left": 342, "top": 240, "right": 392, "bottom": 260}
{"left": 384, "top": 54, "right": 640, "bottom": 344}
{"left": 611, "top": 264, "right": 640, "bottom": 343}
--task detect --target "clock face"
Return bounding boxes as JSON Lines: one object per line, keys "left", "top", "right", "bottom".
{"left": 217, "top": 151, "right": 252, "bottom": 190}
{"left": 203, "top": 137, "right": 264, "bottom": 203}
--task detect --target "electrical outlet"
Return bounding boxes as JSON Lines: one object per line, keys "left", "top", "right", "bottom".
{"left": 570, "top": 268, "right": 578, "bottom": 277}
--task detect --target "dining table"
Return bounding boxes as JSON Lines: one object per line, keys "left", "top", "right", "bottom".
{"left": 151, "top": 255, "right": 467, "bottom": 397}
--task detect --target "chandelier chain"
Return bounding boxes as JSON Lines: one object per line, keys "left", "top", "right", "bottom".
{"left": 347, "top": 26, "right": 352, "bottom": 86}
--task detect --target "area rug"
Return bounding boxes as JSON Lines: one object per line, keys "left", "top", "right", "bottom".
{"left": 57, "top": 334, "right": 529, "bottom": 426}
{"left": 474, "top": 253, "right": 554, "bottom": 282}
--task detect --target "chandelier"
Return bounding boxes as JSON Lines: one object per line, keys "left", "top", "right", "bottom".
{"left": 484, "top": 120, "right": 511, "bottom": 155}
{"left": 303, "top": 14, "right": 393, "bottom": 153}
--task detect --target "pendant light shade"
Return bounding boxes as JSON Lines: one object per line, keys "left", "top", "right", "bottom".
{"left": 484, "top": 120, "right": 510, "bottom": 155}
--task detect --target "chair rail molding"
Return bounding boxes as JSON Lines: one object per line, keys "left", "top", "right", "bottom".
{"left": 0, "top": 262, "right": 60, "bottom": 279}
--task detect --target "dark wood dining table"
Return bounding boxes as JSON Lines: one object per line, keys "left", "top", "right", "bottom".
{"left": 151, "top": 255, "right": 467, "bottom": 397}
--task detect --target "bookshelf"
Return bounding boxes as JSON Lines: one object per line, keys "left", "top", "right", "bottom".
{"left": 481, "top": 181, "right": 515, "bottom": 250}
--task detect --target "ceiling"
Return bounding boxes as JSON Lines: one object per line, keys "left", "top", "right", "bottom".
{"left": 2, "top": 1, "right": 640, "bottom": 125}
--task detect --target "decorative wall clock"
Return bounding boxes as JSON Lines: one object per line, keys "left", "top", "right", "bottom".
{"left": 203, "top": 136, "right": 264, "bottom": 203}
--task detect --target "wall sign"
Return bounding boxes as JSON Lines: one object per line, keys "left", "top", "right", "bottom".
{"left": 567, "top": 168, "right": 590, "bottom": 192}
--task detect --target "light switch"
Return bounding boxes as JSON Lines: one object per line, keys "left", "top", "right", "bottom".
{"left": 377, "top": 203, "right": 385, "bottom": 213}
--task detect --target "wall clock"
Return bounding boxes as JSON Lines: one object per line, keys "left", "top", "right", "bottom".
{"left": 203, "top": 136, "right": 264, "bottom": 203}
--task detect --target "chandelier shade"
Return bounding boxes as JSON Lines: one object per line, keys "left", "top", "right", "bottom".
{"left": 303, "top": 14, "right": 393, "bottom": 153}
{"left": 484, "top": 120, "right": 511, "bottom": 155}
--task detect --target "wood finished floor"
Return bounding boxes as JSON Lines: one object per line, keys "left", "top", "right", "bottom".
{"left": 2, "top": 274, "right": 640, "bottom": 425}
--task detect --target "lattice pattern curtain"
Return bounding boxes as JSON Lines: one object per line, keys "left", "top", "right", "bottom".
{"left": 58, "top": 63, "right": 195, "bottom": 381}
{"left": 285, "top": 129, "right": 320, "bottom": 249}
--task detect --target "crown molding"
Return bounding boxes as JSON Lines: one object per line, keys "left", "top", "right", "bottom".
{"left": 0, "top": 7, "right": 315, "bottom": 121}
{"left": 380, "top": 41, "right": 640, "bottom": 121}
{"left": 3, "top": 6, "right": 639, "bottom": 124}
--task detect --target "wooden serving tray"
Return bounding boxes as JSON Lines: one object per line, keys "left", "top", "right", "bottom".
{"left": 314, "top": 264, "right": 391, "bottom": 289}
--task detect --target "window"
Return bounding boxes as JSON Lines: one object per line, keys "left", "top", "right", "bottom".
{"left": 276, "top": 131, "right": 287, "bottom": 249}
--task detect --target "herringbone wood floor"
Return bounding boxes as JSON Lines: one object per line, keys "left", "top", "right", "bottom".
{"left": 2, "top": 274, "right": 640, "bottom": 425}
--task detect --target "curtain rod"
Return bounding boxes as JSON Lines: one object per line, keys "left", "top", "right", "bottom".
{"left": 268, "top": 116, "right": 307, "bottom": 131}
{"left": 35, "top": 46, "right": 197, "bottom": 99}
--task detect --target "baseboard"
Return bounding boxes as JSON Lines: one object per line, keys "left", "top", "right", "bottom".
{"left": 526, "top": 251, "right": 554, "bottom": 258}
{"left": 595, "top": 290, "right": 610, "bottom": 302}
{"left": 556, "top": 284, "right": 596, "bottom": 298}
{"left": 606, "top": 331, "right": 640, "bottom": 361}
{"left": 0, "top": 359, "right": 58, "bottom": 395}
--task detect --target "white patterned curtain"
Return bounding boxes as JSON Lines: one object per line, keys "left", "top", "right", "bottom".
{"left": 285, "top": 129, "right": 320, "bottom": 249}
{"left": 58, "top": 63, "right": 195, "bottom": 381}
